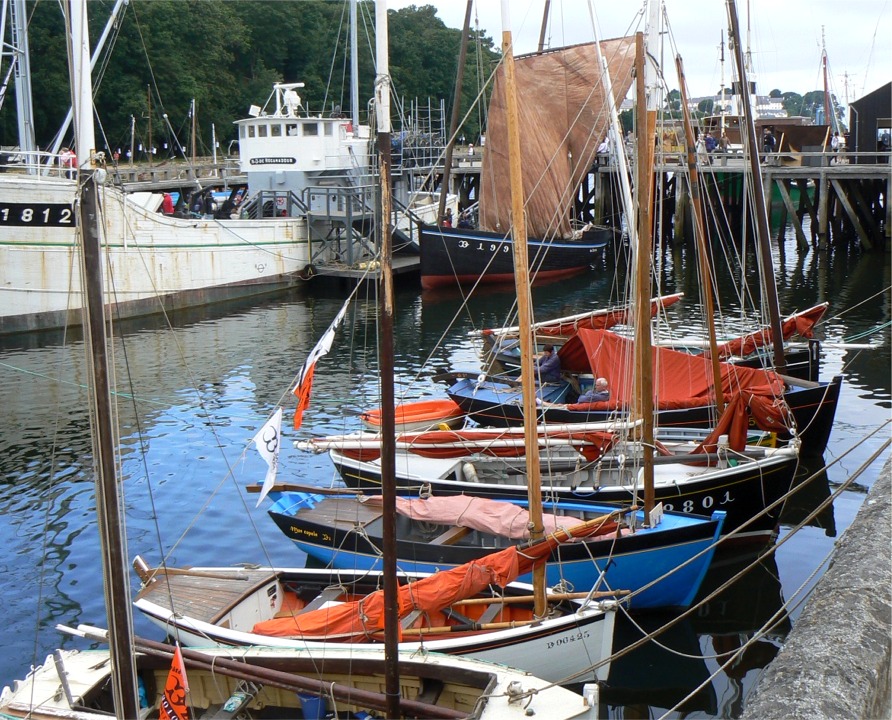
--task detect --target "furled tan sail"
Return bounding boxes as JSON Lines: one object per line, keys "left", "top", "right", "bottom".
{"left": 480, "top": 38, "right": 636, "bottom": 240}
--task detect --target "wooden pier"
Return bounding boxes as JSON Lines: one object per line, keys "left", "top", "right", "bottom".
{"left": 584, "top": 151, "right": 890, "bottom": 252}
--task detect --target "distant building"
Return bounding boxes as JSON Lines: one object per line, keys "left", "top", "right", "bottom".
{"left": 848, "top": 82, "right": 892, "bottom": 164}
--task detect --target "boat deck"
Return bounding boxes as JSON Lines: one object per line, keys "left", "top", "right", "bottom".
{"left": 295, "top": 496, "right": 384, "bottom": 529}
{"left": 135, "top": 567, "right": 276, "bottom": 624}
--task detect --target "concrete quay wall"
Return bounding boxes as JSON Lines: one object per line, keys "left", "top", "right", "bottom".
{"left": 742, "top": 457, "right": 891, "bottom": 720}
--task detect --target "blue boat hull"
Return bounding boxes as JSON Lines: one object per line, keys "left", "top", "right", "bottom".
{"left": 267, "top": 493, "right": 726, "bottom": 610}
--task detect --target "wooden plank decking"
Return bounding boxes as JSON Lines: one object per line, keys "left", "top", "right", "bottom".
{"left": 135, "top": 567, "right": 275, "bottom": 624}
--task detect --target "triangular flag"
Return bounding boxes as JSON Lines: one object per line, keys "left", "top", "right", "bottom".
{"left": 293, "top": 302, "right": 350, "bottom": 429}
{"left": 159, "top": 643, "right": 189, "bottom": 720}
{"left": 253, "top": 407, "right": 283, "bottom": 507}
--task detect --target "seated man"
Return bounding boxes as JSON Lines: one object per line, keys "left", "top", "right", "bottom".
{"left": 577, "top": 377, "right": 609, "bottom": 403}
{"left": 535, "top": 344, "right": 562, "bottom": 384}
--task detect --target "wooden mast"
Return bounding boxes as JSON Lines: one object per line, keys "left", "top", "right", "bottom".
{"left": 675, "top": 55, "right": 725, "bottom": 414}
{"left": 632, "top": 24, "right": 656, "bottom": 517}
{"left": 725, "top": 0, "right": 786, "bottom": 373}
{"left": 500, "top": 0, "right": 546, "bottom": 617}
{"left": 68, "top": 0, "right": 140, "bottom": 716}
{"left": 373, "top": 2, "right": 400, "bottom": 717}
{"left": 437, "top": 0, "right": 472, "bottom": 226}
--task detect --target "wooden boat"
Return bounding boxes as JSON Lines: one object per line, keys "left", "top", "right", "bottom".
{"left": 484, "top": 302, "right": 827, "bottom": 382}
{"left": 0, "top": 638, "right": 602, "bottom": 720}
{"left": 445, "top": 328, "right": 841, "bottom": 456}
{"left": 261, "top": 490, "right": 726, "bottom": 610}
{"left": 419, "top": 223, "right": 613, "bottom": 289}
{"left": 361, "top": 398, "right": 465, "bottom": 432}
{"left": 303, "top": 425, "right": 799, "bottom": 541}
{"left": 419, "top": 36, "right": 637, "bottom": 290}
{"left": 131, "top": 542, "right": 619, "bottom": 686}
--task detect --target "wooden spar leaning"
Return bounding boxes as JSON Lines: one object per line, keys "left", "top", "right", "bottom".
{"left": 675, "top": 54, "right": 725, "bottom": 414}
{"left": 499, "top": 0, "right": 546, "bottom": 617}
{"left": 373, "top": 2, "right": 400, "bottom": 717}
{"left": 725, "top": 0, "right": 786, "bottom": 374}
{"left": 69, "top": 0, "right": 140, "bottom": 715}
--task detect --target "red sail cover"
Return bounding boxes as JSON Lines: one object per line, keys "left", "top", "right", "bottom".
{"left": 481, "top": 294, "right": 683, "bottom": 339}
{"left": 714, "top": 303, "right": 828, "bottom": 359}
{"left": 252, "top": 522, "right": 616, "bottom": 641}
{"left": 560, "top": 329, "right": 787, "bottom": 414}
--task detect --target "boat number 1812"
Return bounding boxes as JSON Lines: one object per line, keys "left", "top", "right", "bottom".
{"left": 0, "top": 203, "right": 74, "bottom": 227}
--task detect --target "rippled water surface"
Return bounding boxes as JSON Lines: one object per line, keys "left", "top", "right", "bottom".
{"left": 1, "top": 236, "right": 888, "bottom": 717}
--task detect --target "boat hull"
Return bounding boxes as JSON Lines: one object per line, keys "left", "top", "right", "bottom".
{"left": 0, "top": 177, "right": 319, "bottom": 334}
{"left": 329, "top": 444, "right": 798, "bottom": 541}
{"left": 267, "top": 495, "right": 725, "bottom": 609}
{"left": 133, "top": 565, "right": 616, "bottom": 685}
{"left": 0, "top": 645, "right": 595, "bottom": 720}
{"left": 445, "top": 375, "right": 841, "bottom": 456}
{"left": 419, "top": 223, "right": 611, "bottom": 290}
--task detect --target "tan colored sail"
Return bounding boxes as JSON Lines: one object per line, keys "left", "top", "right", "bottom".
{"left": 480, "top": 38, "right": 636, "bottom": 240}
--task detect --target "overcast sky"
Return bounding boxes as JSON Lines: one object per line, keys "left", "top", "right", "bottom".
{"left": 389, "top": 0, "right": 890, "bottom": 103}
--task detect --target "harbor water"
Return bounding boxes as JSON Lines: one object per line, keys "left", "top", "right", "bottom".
{"left": 0, "top": 233, "right": 888, "bottom": 717}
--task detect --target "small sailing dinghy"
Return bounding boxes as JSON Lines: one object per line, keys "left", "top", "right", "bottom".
{"left": 0, "top": 631, "right": 602, "bottom": 720}
{"left": 259, "top": 490, "right": 725, "bottom": 609}
{"left": 361, "top": 398, "right": 465, "bottom": 432}
{"left": 132, "top": 533, "right": 620, "bottom": 685}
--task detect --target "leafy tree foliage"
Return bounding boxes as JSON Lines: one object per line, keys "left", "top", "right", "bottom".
{"left": 0, "top": 0, "right": 499, "bottom": 157}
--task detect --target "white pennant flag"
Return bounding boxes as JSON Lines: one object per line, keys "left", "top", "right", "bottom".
{"left": 253, "top": 407, "right": 283, "bottom": 507}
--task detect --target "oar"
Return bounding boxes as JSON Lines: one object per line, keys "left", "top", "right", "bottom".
{"left": 246, "top": 482, "right": 359, "bottom": 495}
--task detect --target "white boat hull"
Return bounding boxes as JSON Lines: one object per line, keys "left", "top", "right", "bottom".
{"left": 133, "top": 566, "right": 616, "bottom": 685}
{"left": 0, "top": 177, "right": 323, "bottom": 333}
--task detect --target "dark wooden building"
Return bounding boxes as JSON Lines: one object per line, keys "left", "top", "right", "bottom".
{"left": 848, "top": 82, "right": 891, "bottom": 163}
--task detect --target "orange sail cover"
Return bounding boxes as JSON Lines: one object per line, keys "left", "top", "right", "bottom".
{"left": 714, "top": 303, "right": 828, "bottom": 359}
{"left": 479, "top": 38, "right": 636, "bottom": 240}
{"left": 252, "top": 522, "right": 615, "bottom": 641}
{"left": 560, "top": 329, "right": 787, "bottom": 410}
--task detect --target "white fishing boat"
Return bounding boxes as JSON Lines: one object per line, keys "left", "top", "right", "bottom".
{"left": 0, "top": 3, "right": 455, "bottom": 335}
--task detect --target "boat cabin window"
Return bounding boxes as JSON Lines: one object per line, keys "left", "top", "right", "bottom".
{"left": 270, "top": 123, "right": 282, "bottom": 137}
{"left": 303, "top": 123, "right": 319, "bottom": 137}
{"left": 239, "top": 125, "right": 246, "bottom": 139}
{"left": 287, "top": 124, "right": 298, "bottom": 136}
{"left": 247, "top": 125, "right": 255, "bottom": 138}
{"left": 324, "top": 122, "right": 333, "bottom": 137}
{"left": 258, "top": 124, "right": 268, "bottom": 138}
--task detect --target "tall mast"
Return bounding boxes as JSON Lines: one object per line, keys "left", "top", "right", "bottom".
{"left": 726, "top": 0, "right": 786, "bottom": 373}
{"left": 821, "top": 27, "right": 833, "bottom": 129}
{"left": 9, "top": 0, "right": 36, "bottom": 165}
{"left": 632, "top": 3, "right": 658, "bottom": 516}
{"left": 437, "top": 1, "right": 472, "bottom": 226}
{"left": 676, "top": 54, "right": 725, "bottom": 414}
{"left": 68, "top": 1, "right": 140, "bottom": 717}
{"left": 373, "top": 2, "right": 400, "bottom": 718}
{"left": 720, "top": 30, "right": 727, "bottom": 131}
{"left": 499, "top": 0, "right": 546, "bottom": 617}
{"left": 350, "top": 0, "right": 359, "bottom": 128}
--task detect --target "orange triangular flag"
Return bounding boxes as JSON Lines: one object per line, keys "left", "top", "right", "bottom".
{"left": 159, "top": 644, "right": 189, "bottom": 720}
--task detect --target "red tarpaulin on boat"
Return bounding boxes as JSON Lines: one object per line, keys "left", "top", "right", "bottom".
{"left": 713, "top": 303, "right": 828, "bottom": 359}
{"left": 337, "top": 429, "right": 616, "bottom": 463}
{"left": 690, "top": 390, "right": 793, "bottom": 453}
{"left": 252, "top": 521, "right": 615, "bottom": 641}
{"left": 560, "top": 329, "right": 786, "bottom": 411}
{"left": 481, "top": 294, "right": 684, "bottom": 339}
